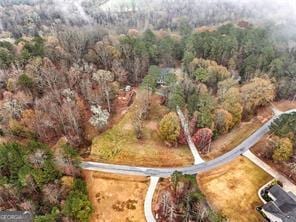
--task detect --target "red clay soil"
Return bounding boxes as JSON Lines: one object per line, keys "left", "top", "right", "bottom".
{"left": 110, "top": 89, "right": 136, "bottom": 126}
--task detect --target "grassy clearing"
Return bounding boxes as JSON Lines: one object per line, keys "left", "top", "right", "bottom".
{"left": 90, "top": 91, "right": 193, "bottom": 167}
{"left": 197, "top": 156, "right": 272, "bottom": 222}
{"left": 204, "top": 119, "right": 262, "bottom": 160}
{"left": 83, "top": 170, "right": 148, "bottom": 222}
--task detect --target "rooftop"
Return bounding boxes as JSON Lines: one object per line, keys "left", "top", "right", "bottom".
{"left": 262, "top": 185, "right": 296, "bottom": 222}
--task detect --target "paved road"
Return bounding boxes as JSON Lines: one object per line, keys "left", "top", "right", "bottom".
{"left": 144, "top": 177, "right": 159, "bottom": 222}
{"left": 81, "top": 109, "right": 296, "bottom": 177}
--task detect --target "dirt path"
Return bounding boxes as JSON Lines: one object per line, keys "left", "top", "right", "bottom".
{"left": 273, "top": 100, "right": 296, "bottom": 111}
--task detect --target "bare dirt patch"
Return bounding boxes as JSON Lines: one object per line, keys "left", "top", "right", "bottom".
{"left": 197, "top": 156, "right": 272, "bottom": 222}
{"left": 273, "top": 100, "right": 296, "bottom": 111}
{"left": 146, "top": 121, "right": 158, "bottom": 131}
{"left": 0, "top": 136, "right": 8, "bottom": 144}
{"left": 83, "top": 170, "right": 149, "bottom": 222}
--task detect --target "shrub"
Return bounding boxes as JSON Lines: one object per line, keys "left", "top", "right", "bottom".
{"left": 18, "top": 74, "right": 34, "bottom": 89}
{"left": 63, "top": 179, "right": 92, "bottom": 222}
{"left": 192, "top": 128, "right": 213, "bottom": 153}
{"left": 272, "top": 137, "right": 293, "bottom": 162}
{"left": 9, "top": 119, "right": 36, "bottom": 139}
{"left": 7, "top": 78, "right": 16, "bottom": 92}
{"left": 0, "top": 48, "right": 14, "bottom": 69}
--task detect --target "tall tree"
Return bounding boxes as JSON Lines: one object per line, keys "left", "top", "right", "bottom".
{"left": 92, "top": 70, "right": 114, "bottom": 112}
{"left": 159, "top": 112, "right": 181, "bottom": 146}
{"left": 168, "top": 86, "right": 186, "bottom": 110}
{"left": 240, "top": 77, "right": 275, "bottom": 115}
{"left": 214, "top": 109, "right": 233, "bottom": 134}
{"left": 270, "top": 112, "right": 296, "bottom": 144}
{"left": 221, "top": 87, "right": 243, "bottom": 126}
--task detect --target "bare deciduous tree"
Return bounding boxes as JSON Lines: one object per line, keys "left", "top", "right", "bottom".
{"left": 42, "top": 183, "right": 60, "bottom": 205}
{"left": 57, "top": 26, "right": 107, "bottom": 64}
{"left": 112, "top": 60, "right": 128, "bottom": 84}
{"left": 92, "top": 69, "right": 114, "bottom": 112}
{"left": 89, "top": 105, "right": 109, "bottom": 129}
{"left": 35, "top": 92, "right": 83, "bottom": 146}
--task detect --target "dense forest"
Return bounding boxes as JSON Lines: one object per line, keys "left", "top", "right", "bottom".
{"left": 0, "top": 23, "right": 294, "bottom": 147}
{"left": 0, "top": 0, "right": 295, "bottom": 221}
{"left": 0, "top": 141, "right": 92, "bottom": 221}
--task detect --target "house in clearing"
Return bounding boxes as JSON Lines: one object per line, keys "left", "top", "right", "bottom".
{"left": 157, "top": 68, "right": 174, "bottom": 86}
{"left": 261, "top": 184, "right": 296, "bottom": 222}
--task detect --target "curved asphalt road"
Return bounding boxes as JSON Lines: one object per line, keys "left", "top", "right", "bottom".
{"left": 81, "top": 109, "right": 296, "bottom": 177}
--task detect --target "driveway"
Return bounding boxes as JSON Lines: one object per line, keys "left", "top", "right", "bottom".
{"left": 82, "top": 110, "right": 296, "bottom": 176}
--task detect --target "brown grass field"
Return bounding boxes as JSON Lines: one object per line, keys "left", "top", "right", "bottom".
{"left": 85, "top": 100, "right": 296, "bottom": 222}
{"left": 204, "top": 119, "right": 263, "bottom": 160}
{"left": 83, "top": 170, "right": 149, "bottom": 222}
{"left": 90, "top": 90, "right": 193, "bottom": 167}
{"left": 197, "top": 156, "right": 272, "bottom": 222}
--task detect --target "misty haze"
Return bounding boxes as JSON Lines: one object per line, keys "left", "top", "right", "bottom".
{"left": 0, "top": 0, "right": 295, "bottom": 222}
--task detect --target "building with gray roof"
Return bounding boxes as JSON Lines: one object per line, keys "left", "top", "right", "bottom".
{"left": 261, "top": 184, "right": 296, "bottom": 222}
